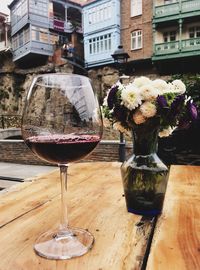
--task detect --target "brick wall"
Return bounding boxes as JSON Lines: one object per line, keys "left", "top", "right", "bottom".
{"left": 1, "top": 139, "right": 199, "bottom": 166}
{"left": 121, "top": 0, "right": 153, "bottom": 61}
{"left": 0, "top": 140, "right": 133, "bottom": 165}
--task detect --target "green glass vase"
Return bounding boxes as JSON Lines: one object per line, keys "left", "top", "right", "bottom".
{"left": 121, "top": 118, "right": 169, "bottom": 216}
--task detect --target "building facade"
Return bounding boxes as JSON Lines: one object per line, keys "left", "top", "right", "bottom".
{"left": 120, "top": 0, "right": 200, "bottom": 75}
{"left": 121, "top": 0, "right": 153, "bottom": 62}
{"left": 8, "top": 0, "right": 200, "bottom": 74}
{"left": 153, "top": 0, "right": 200, "bottom": 73}
{"left": 9, "top": 0, "right": 83, "bottom": 65}
{"left": 0, "top": 12, "right": 11, "bottom": 52}
{"left": 83, "top": 0, "right": 121, "bottom": 68}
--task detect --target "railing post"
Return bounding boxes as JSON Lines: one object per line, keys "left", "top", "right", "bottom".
{"left": 179, "top": 18, "right": 183, "bottom": 51}
{"left": 119, "top": 132, "right": 126, "bottom": 162}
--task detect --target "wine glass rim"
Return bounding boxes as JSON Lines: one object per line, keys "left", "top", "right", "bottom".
{"left": 34, "top": 73, "right": 90, "bottom": 80}
{"left": 33, "top": 73, "right": 92, "bottom": 88}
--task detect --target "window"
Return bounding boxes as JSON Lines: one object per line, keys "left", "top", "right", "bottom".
{"left": 163, "top": 31, "right": 176, "bottom": 49}
{"left": 32, "top": 27, "right": 49, "bottom": 42}
{"left": 89, "top": 33, "right": 112, "bottom": 54}
{"left": 88, "top": 3, "right": 112, "bottom": 25}
{"left": 131, "top": 0, "right": 142, "bottom": 17}
{"left": 131, "top": 30, "right": 142, "bottom": 50}
{"left": 189, "top": 26, "right": 200, "bottom": 46}
{"left": 24, "top": 27, "right": 30, "bottom": 43}
{"left": 189, "top": 26, "right": 200, "bottom": 38}
{"left": 12, "top": 35, "right": 18, "bottom": 50}
{"left": 163, "top": 31, "right": 176, "bottom": 42}
{"left": 11, "top": 0, "right": 28, "bottom": 25}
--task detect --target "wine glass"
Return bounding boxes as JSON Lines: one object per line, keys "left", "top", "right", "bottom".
{"left": 21, "top": 73, "right": 103, "bottom": 259}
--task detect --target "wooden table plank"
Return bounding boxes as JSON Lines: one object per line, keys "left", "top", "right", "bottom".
{"left": 146, "top": 165, "right": 200, "bottom": 270}
{"left": 0, "top": 162, "right": 153, "bottom": 270}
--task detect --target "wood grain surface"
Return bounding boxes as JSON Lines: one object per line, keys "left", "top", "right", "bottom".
{"left": 146, "top": 165, "right": 200, "bottom": 270}
{"left": 0, "top": 162, "right": 153, "bottom": 270}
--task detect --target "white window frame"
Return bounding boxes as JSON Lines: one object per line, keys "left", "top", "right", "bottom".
{"left": 131, "top": 0, "right": 142, "bottom": 17}
{"left": 88, "top": 33, "right": 112, "bottom": 55}
{"left": 188, "top": 26, "right": 200, "bottom": 46}
{"left": 189, "top": 26, "right": 200, "bottom": 38}
{"left": 131, "top": 30, "right": 142, "bottom": 50}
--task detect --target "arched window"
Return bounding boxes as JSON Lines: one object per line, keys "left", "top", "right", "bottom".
{"left": 131, "top": 30, "right": 142, "bottom": 50}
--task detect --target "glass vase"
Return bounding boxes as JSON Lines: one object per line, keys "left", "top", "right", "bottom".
{"left": 121, "top": 118, "right": 169, "bottom": 216}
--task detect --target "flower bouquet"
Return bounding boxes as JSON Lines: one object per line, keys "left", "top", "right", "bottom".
{"left": 102, "top": 76, "right": 198, "bottom": 216}
{"left": 102, "top": 76, "right": 198, "bottom": 137}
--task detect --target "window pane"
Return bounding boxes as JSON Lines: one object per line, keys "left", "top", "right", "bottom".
{"left": 131, "top": 0, "right": 142, "bottom": 17}
{"left": 131, "top": 30, "right": 142, "bottom": 50}
{"left": 138, "top": 36, "right": 142, "bottom": 47}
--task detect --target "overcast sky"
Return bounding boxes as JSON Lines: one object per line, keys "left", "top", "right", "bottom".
{"left": 1, "top": 0, "right": 12, "bottom": 16}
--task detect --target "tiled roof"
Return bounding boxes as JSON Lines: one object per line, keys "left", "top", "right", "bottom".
{"left": 69, "top": 0, "right": 97, "bottom": 6}
{"left": 8, "top": 0, "right": 97, "bottom": 9}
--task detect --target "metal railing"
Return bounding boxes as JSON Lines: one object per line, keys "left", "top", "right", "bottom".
{"left": 154, "top": 37, "right": 200, "bottom": 56}
{"left": 154, "top": 0, "right": 200, "bottom": 19}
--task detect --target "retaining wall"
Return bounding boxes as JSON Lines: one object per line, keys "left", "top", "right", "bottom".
{"left": 0, "top": 140, "right": 133, "bottom": 165}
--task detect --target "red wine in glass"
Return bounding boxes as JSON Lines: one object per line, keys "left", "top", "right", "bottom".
{"left": 26, "top": 134, "right": 101, "bottom": 164}
{"left": 21, "top": 73, "right": 103, "bottom": 259}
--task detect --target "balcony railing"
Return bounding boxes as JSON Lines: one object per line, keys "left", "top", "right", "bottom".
{"left": 154, "top": 0, "right": 200, "bottom": 20}
{"left": 154, "top": 37, "right": 200, "bottom": 58}
{"left": 154, "top": 40, "right": 179, "bottom": 55}
{"left": 49, "top": 17, "right": 82, "bottom": 33}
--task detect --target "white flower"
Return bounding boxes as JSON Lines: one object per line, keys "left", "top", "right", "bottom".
{"left": 132, "top": 110, "right": 146, "bottom": 125}
{"left": 140, "top": 101, "right": 157, "bottom": 118}
{"left": 113, "top": 122, "right": 131, "bottom": 136}
{"left": 140, "top": 83, "right": 159, "bottom": 101}
{"left": 116, "top": 81, "right": 125, "bottom": 91}
{"left": 171, "top": 79, "right": 186, "bottom": 94}
{"left": 103, "top": 94, "right": 108, "bottom": 106}
{"left": 158, "top": 126, "right": 176, "bottom": 137}
{"left": 152, "top": 79, "right": 169, "bottom": 95}
{"left": 121, "top": 84, "right": 142, "bottom": 110}
{"left": 133, "top": 76, "right": 151, "bottom": 88}
{"left": 185, "top": 95, "right": 191, "bottom": 103}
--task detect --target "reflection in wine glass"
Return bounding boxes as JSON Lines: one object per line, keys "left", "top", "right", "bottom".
{"left": 21, "top": 74, "right": 103, "bottom": 259}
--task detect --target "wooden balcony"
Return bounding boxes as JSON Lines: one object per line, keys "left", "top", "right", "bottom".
{"left": 153, "top": 0, "right": 200, "bottom": 23}
{"left": 153, "top": 37, "right": 200, "bottom": 60}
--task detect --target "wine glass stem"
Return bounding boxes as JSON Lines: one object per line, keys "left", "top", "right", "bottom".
{"left": 59, "top": 165, "right": 69, "bottom": 233}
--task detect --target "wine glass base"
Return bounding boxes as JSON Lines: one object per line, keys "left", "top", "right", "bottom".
{"left": 34, "top": 227, "right": 94, "bottom": 260}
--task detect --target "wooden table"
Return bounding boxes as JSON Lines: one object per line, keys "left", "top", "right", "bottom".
{"left": 0, "top": 162, "right": 199, "bottom": 270}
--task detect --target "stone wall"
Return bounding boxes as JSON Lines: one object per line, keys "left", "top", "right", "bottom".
{"left": 0, "top": 50, "right": 74, "bottom": 117}
{"left": 0, "top": 139, "right": 133, "bottom": 165}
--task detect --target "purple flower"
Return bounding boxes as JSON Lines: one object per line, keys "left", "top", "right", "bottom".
{"left": 114, "top": 105, "right": 127, "bottom": 122}
{"left": 171, "top": 94, "right": 185, "bottom": 110}
{"left": 107, "top": 85, "right": 118, "bottom": 109}
{"left": 187, "top": 101, "right": 198, "bottom": 120}
{"left": 178, "top": 118, "right": 191, "bottom": 129}
{"left": 157, "top": 95, "right": 168, "bottom": 108}
{"left": 170, "top": 94, "right": 185, "bottom": 117}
